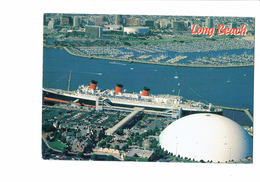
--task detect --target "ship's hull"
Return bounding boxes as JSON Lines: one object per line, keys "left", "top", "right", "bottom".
{"left": 43, "top": 89, "right": 223, "bottom": 116}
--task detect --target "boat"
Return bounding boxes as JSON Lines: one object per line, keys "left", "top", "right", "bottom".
{"left": 43, "top": 80, "right": 223, "bottom": 118}
{"left": 174, "top": 72, "right": 178, "bottom": 79}
{"left": 227, "top": 77, "right": 231, "bottom": 83}
{"left": 109, "top": 61, "right": 126, "bottom": 66}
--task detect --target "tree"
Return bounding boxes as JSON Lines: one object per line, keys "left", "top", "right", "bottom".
{"left": 42, "top": 123, "right": 56, "bottom": 132}
{"left": 135, "top": 121, "right": 142, "bottom": 128}
{"left": 117, "top": 129, "right": 124, "bottom": 135}
{"left": 105, "top": 135, "right": 112, "bottom": 142}
{"left": 127, "top": 140, "right": 132, "bottom": 146}
{"left": 46, "top": 148, "right": 52, "bottom": 154}
{"left": 121, "top": 144, "right": 128, "bottom": 151}
{"left": 77, "top": 152, "right": 83, "bottom": 158}
{"left": 137, "top": 138, "right": 143, "bottom": 146}
{"left": 114, "top": 145, "right": 119, "bottom": 150}
{"left": 62, "top": 149, "right": 68, "bottom": 156}
{"left": 98, "top": 140, "right": 106, "bottom": 147}
{"left": 60, "top": 137, "right": 66, "bottom": 143}
{"left": 106, "top": 155, "right": 114, "bottom": 161}
{"left": 91, "top": 154, "right": 97, "bottom": 160}
{"left": 105, "top": 143, "right": 110, "bottom": 149}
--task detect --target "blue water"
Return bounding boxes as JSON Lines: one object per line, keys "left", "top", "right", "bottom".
{"left": 43, "top": 48, "right": 254, "bottom": 126}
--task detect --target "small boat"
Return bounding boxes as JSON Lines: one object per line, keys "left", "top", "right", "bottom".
{"left": 174, "top": 72, "right": 178, "bottom": 79}
{"left": 227, "top": 77, "right": 231, "bottom": 83}
{"left": 109, "top": 61, "right": 126, "bottom": 66}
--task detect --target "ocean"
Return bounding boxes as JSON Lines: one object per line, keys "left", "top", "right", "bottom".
{"left": 43, "top": 48, "right": 254, "bottom": 126}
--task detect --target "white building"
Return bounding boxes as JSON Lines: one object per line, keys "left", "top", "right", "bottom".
{"left": 47, "top": 18, "right": 55, "bottom": 29}
{"left": 73, "top": 16, "right": 81, "bottom": 27}
{"left": 159, "top": 113, "right": 253, "bottom": 162}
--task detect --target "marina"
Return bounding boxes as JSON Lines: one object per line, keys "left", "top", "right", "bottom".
{"left": 61, "top": 38, "right": 254, "bottom": 67}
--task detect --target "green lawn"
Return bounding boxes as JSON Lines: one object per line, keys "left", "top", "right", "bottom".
{"left": 48, "top": 139, "right": 67, "bottom": 151}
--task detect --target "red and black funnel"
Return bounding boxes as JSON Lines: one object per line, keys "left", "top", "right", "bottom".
{"left": 142, "top": 87, "right": 150, "bottom": 96}
{"left": 90, "top": 80, "right": 97, "bottom": 90}
{"left": 115, "top": 83, "right": 123, "bottom": 93}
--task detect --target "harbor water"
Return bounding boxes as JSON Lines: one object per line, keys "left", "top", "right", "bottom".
{"left": 43, "top": 48, "right": 254, "bottom": 126}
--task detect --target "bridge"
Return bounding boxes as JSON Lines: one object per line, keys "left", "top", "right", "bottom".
{"left": 105, "top": 107, "right": 144, "bottom": 135}
{"left": 213, "top": 105, "right": 253, "bottom": 122}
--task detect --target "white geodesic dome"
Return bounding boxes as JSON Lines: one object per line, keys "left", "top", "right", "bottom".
{"left": 159, "top": 113, "right": 253, "bottom": 162}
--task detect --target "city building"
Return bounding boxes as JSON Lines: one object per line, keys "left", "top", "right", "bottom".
{"left": 172, "top": 21, "right": 185, "bottom": 31}
{"left": 104, "top": 25, "right": 123, "bottom": 31}
{"left": 123, "top": 26, "right": 149, "bottom": 35}
{"left": 85, "top": 25, "right": 103, "bottom": 38}
{"left": 230, "top": 22, "right": 238, "bottom": 29}
{"left": 125, "top": 149, "right": 154, "bottom": 161}
{"left": 115, "top": 15, "right": 123, "bottom": 25}
{"left": 145, "top": 20, "right": 155, "bottom": 29}
{"left": 159, "top": 113, "right": 253, "bottom": 162}
{"left": 60, "top": 16, "right": 73, "bottom": 26}
{"left": 125, "top": 17, "right": 141, "bottom": 26}
{"left": 95, "top": 16, "right": 103, "bottom": 26}
{"left": 48, "top": 18, "right": 55, "bottom": 29}
{"left": 73, "top": 16, "right": 81, "bottom": 27}
{"left": 205, "top": 17, "right": 214, "bottom": 28}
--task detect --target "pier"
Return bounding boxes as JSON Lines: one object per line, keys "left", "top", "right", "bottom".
{"left": 213, "top": 105, "right": 253, "bottom": 122}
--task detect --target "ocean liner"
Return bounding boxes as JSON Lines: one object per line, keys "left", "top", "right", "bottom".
{"left": 43, "top": 80, "right": 223, "bottom": 118}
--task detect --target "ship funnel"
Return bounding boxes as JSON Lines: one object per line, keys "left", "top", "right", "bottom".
{"left": 90, "top": 80, "right": 97, "bottom": 90}
{"left": 142, "top": 87, "right": 150, "bottom": 96}
{"left": 115, "top": 83, "right": 123, "bottom": 94}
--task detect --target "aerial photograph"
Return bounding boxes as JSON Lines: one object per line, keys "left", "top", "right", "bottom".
{"left": 42, "top": 13, "right": 254, "bottom": 163}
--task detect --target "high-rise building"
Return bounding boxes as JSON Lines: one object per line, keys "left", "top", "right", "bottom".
{"left": 205, "top": 17, "right": 214, "bottom": 28}
{"left": 43, "top": 14, "right": 48, "bottom": 26}
{"left": 60, "top": 16, "right": 72, "bottom": 26}
{"left": 115, "top": 15, "right": 123, "bottom": 25}
{"left": 85, "top": 25, "right": 103, "bottom": 38}
{"left": 125, "top": 18, "right": 140, "bottom": 26}
{"left": 48, "top": 18, "right": 55, "bottom": 29}
{"left": 73, "top": 16, "right": 81, "bottom": 27}
{"left": 230, "top": 22, "right": 237, "bottom": 29}
{"left": 95, "top": 16, "right": 103, "bottom": 26}
{"left": 172, "top": 21, "right": 185, "bottom": 31}
{"left": 145, "top": 20, "right": 154, "bottom": 29}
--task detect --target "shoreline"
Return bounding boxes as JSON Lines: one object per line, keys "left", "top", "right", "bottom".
{"left": 61, "top": 46, "right": 254, "bottom": 68}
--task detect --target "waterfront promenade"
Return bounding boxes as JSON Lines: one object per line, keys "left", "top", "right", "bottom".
{"left": 63, "top": 47, "right": 254, "bottom": 68}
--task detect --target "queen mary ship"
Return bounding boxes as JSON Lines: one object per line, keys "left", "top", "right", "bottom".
{"left": 43, "top": 80, "right": 223, "bottom": 118}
